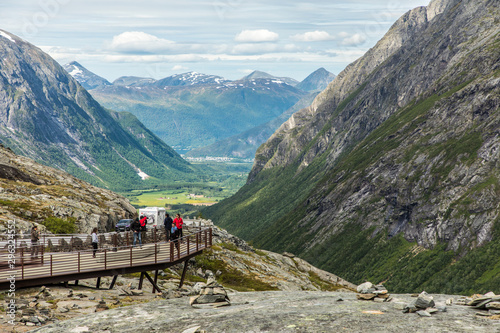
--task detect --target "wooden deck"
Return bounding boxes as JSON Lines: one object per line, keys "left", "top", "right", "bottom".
{"left": 0, "top": 227, "right": 212, "bottom": 290}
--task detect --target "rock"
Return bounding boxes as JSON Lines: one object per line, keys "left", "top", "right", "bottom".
{"left": 416, "top": 310, "right": 432, "bottom": 317}
{"left": 446, "top": 298, "right": 453, "bottom": 305}
{"left": 357, "top": 282, "right": 375, "bottom": 294}
{"left": 356, "top": 293, "right": 377, "bottom": 300}
{"left": 486, "top": 302, "right": 500, "bottom": 310}
{"left": 95, "top": 301, "right": 109, "bottom": 312}
{"left": 58, "top": 307, "right": 70, "bottom": 313}
{"left": 190, "top": 280, "right": 230, "bottom": 307}
{"left": 162, "top": 290, "right": 182, "bottom": 299}
{"left": 415, "top": 292, "right": 435, "bottom": 309}
{"left": 130, "top": 289, "right": 143, "bottom": 296}
{"left": 472, "top": 299, "right": 493, "bottom": 309}
{"left": 403, "top": 301, "right": 418, "bottom": 313}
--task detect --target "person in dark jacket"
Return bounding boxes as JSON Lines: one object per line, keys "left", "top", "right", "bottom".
{"left": 131, "top": 217, "right": 142, "bottom": 247}
{"left": 30, "top": 225, "right": 40, "bottom": 259}
{"left": 164, "top": 213, "right": 173, "bottom": 241}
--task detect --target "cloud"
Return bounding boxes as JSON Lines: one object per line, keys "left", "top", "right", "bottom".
{"left": 231, "top": 43, "right": 298, "bottom": 55}
{"left": 234, "top": 29, "right": 279, "bottom": 43}
{"left": 291, "top": 31, "right": 335, "bottom": 42}
{"left": 340, "top": 33, "right": 366, "bottom": 46}
{"left": 172, "top": 65, "right": 188, "bottom": 71}
{"left": 108, "top": 31, "right": 175, "bottom": 53}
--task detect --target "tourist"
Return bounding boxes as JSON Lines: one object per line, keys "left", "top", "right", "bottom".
{"left": 173, "top": 213, "right": 184, "bottom": 241}
{"left": 164, "top": 213, "right": 173, "bottom": 241}
{"left": 131, "top": 217, "right": 142, "bottom": 247}
{"left": 91, "top": 227, "right": 98, "bottom": 258}
{"left": 30, "top": 225, "right": 39, "bottom": 259}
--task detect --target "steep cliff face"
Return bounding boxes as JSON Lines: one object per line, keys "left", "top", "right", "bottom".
{"left": 0, "top": 30, "right": 194, "bottom": 190}
{"left": 249, "top": 2, "right": 447, "bottom": 181}
{"left": 205, "top": 0, "right": 500, "bottom": 293}
{"left": 0, "top": 143, "right": 136, "bottom": 233}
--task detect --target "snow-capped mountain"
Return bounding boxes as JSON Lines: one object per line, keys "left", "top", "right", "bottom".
{"left": 241, "top": 70, "right": 299, "bottom": 86}
{"left": 154, "top": 71, "right": 230, "bottom": 87}
{"left": 63, "top": 61, "right": 111, "bottom": 90}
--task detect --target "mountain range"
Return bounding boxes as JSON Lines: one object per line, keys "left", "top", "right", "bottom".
{"left": 203, "top": 0, "right": 500, "bottom": 294}
{"left": 65, "top": 63, "right": 335, "bottom": 155}
{"left": 0, "top": 30, "right": 196, "bottom": 191}
{"left": 185, "top": 68, "right": 335, "bottom": 159}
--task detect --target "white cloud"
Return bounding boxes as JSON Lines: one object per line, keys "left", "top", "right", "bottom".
{"left": 234, "top": 29, "right": 279, "bottom": 43}
{"left": 341, "top": 33, "right": 366, "bottom": 46}
{"left": 291, "top": 31, "right": 335, "bottom": 42}
{"left": 232, "top": 43, "right": 298, "bottom": 55}
{"left": 108, "top": 31, "right": 175, "bottom": 53}
{"left": 172, "top": 65, "right": 188, "bottom": 71}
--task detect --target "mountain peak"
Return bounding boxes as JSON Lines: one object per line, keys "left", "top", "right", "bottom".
{"left": 154, "top": 71, "right": 228, "bottom": 87}
{"left": 295, "top": 68, "right": 336, "bottom": 92}
{"left": 63, "top": 61, "right": 111, "bottom": 90}
{"left": 240, "top": 70, "right": 298, "bottom": 86}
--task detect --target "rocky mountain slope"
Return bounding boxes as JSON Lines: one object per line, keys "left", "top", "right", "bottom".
{"left": 203, "top": 0, "right": 500, "bottom": 294}
{"left": 0, "top": 30, "right": 196, "bottom": 191}
{"left": 0, "top": 142, "right": 135, "bottom": 234}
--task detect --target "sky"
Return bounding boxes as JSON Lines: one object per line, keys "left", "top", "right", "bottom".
{"left": 0, "top": 0, "right": 430, "bottom": 82}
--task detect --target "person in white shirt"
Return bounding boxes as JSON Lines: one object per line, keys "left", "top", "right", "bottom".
{"left": 91, "top": 227, "right": 98, "bottom": 258}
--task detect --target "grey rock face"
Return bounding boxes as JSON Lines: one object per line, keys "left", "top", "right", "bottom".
{"left": 0, "top": 143, "right": 136, "bottom": 233}
{"left": 244, "top": 0, "right": 500, "bottom": 259}
{"left": 27, "top": 292, "right": 500, "bottom": 333}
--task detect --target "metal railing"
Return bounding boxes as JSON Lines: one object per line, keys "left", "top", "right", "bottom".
{"left": 0, "top": 227, "right": 212, "bottom": 284}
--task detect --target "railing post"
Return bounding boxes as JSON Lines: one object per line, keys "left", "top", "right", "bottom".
{"left": 155, "top": 244, "right": 157, "bottom": 264}
{"left": 196, "top": 232, "right": 199, "bottom": 252}
{"left": 154, "top": 227, "right": 157, "bottom": 243}
{"left": 187, "top": 236, "right": 190, "bottom": 255}
{"left": 204, "top": 230, "right": 208, "bottom": 248}
{"left": 41, "top": 242, "right": 44, "bottom": 264}
{"left": 50, "top": 254, "right": 53, "bottom": 276}
{"left": 209, "top": 228, "right": 212, "bottom": 246}
{"left": 104, "top": 249, "right": 107, "bottom": 269}
{"left": 78, "top": 252, "right": 81, "bottom": 273}
{"left": 21, "top": 248, "right": 24, "bottom": 280}
{"left": 130, "top": 246, "right": 133, "bottom": 267}
{"left": 170, "top": 241, "right": 174, "bottom": 262}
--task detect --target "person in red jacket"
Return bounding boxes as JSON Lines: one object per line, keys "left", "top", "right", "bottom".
{"left": 173, "top": 213, "right": 184, "bottom": 241}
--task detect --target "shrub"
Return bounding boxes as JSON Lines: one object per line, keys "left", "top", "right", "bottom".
{"left": 41, "top": 217, "right": 77, "bottom": 234}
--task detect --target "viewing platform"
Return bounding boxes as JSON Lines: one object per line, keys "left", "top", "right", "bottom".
{"left": 0, "top": 226, "right": 212, "bottom": 292}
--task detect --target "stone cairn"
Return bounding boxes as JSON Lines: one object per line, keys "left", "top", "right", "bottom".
{"left": 455, "top": 292, "right": 500, "bottom": 318}
{"left": 189, "top": 274, "right": 230, "bottom": 308}
{"left": 356, "top": 282, "right": 392, "bottom": 303}
{"left": 402, "top": 291, "right": 446, "bottom": 317}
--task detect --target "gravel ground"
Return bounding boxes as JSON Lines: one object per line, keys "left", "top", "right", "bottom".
{"left": 29, "top": 291, "right": 500, "bottom": 333}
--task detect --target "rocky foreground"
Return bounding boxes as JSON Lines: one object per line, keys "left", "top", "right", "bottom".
{"left": 23, "top": 289, "right": 500, "bottom": 333}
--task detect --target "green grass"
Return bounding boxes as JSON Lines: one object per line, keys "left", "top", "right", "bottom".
{"left": 194, "top": 249, "right": 279, "bottom": 291}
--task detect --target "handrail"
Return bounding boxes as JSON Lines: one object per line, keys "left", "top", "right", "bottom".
{"left": 0, "top": 227, "right": 212, "bottom": 286}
